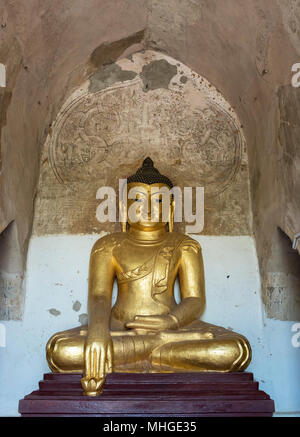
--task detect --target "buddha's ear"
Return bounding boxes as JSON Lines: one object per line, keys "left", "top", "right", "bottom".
{"left": 119, "top": 198, "right": 127, "bottom": 233}
{"left": 169, "top": 198, "right": 175, "bottom": 233}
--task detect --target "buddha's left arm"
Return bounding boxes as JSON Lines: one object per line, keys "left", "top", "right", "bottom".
{"left": 170, "top": 238, "right": 206, "bottom": 327}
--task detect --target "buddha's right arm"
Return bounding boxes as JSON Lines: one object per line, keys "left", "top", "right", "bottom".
{"left": 81, "top": 238, "right": 115, "bottom": 393}
{"left": 87, "top": 238, "right": 115, "bottom": 336}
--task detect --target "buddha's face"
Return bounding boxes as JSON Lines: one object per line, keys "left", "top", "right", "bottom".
{"left": 125, "top": 182, "right": 172, "bottom": 230}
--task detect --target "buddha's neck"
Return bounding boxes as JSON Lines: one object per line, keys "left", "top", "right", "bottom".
{"left": 128, "top": 226, "right": 167, "bottom": 241}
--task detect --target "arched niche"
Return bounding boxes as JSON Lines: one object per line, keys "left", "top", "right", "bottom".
{"left": 33, "top": 50, "right": 251, "bottom": 237}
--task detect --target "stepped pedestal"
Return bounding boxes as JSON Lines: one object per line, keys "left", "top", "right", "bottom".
{"left": 19, "top": 372, "right": 275, "bottom": 417}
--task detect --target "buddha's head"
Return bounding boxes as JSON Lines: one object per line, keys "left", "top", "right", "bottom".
{"left": 121, "top": 157, "right": 174, "bottom": 232}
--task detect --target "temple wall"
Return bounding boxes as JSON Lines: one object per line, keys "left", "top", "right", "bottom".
{"left": 0, "top": 0, "right": 299, "bottom": 417}
{"left": 0, "top": 234, "right": 299, "bottom": 416}
{"left": 1, "top": 0, "right": 299, "bottom": 322}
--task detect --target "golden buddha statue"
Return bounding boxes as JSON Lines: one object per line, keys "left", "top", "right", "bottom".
{"left": 46, "top": 158, "right": 251, "bottom": 396}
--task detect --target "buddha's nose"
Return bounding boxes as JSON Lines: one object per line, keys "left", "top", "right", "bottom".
{"left": 140, "top": 201, "right": 151, "bottom": 220}
{"left": 141, "top": 208, "right": 151, "bottom": 220}
{"left": 148, "top": 197, "right": 152, "bottom": 214}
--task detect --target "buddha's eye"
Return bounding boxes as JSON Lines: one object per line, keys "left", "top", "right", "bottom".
{"left": 154, "top": 198, "right": 162, "bottom": 203}
{"left": 135, "top": 198, "right": 143, "bottom": 202}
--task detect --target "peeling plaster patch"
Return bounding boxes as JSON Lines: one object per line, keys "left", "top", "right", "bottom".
{"left": 89, "top": 63, "right": 137, "bottom": 93}
{"left": 278, "top": 0, "right": 300, "bottom": 55}
{"left": 146, "top": 0, "right": 203, "bottom": 54}
{"left": 72, "top": 300, "right": 81, "bottom": 312}
{"left": 140, "top": 59, "right": 177, "bottom": 92}
{"left": 48, "top": 308, "right": 61, "bottom": 316}
{"left": 78, "top": 313, "right": 88, "bottom": 325}
{"left": 264, "top": 272, "right": 300, "bottom": 321}
{"left": 0, "top": 272, "right": 23, "bottom": 320}
{"left": 180, "top": 75, "right": 188, "bottom": 84}
{"left": 90, "top": 30, "right": 145, "bottom": 68}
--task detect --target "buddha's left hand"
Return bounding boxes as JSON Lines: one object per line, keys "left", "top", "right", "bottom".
{"left": 125, "top": 314, "right": 178, "bottom": 331}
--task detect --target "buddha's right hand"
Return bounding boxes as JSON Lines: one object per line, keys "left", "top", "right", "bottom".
{"left": 81, "top": 331, "right": 113, "bottom": 396}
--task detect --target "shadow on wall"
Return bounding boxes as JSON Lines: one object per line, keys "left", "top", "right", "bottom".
{"left": 0, "top": 221, "right": 24, "bottom": 320}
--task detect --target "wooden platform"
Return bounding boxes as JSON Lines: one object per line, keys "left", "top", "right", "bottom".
{"left": 19, "top": 372, "right": 275, "bottom": 417}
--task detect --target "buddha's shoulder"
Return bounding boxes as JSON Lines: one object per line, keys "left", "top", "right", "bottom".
{"left": 169, "top": 232, "right": 202, "bottom": 254}
{"left": 91, "top": 232, "right": 125, "bottom": 255}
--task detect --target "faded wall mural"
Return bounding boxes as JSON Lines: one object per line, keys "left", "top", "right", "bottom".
{"left": 33, "top": 51, "right": 251, "bottom": 236}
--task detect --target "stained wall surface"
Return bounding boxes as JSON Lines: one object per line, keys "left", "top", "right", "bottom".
{"left": 33, "top": 51, "right": 250, "bottom": 237}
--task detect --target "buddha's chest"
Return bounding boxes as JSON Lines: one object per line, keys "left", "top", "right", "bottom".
{"left": 113, "top": 239, "right": 180, "bottom": 287}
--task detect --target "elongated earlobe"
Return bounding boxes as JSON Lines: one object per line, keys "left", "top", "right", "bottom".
{"left": 119, "top": 200, "right": 127, "bottom": 233}
{"left": 169, "top": 199, "right": 175, "bottom": 233}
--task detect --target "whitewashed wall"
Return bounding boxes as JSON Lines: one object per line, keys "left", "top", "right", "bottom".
{"left": 0, "top": 234, "right": 299, "bottom": 416}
